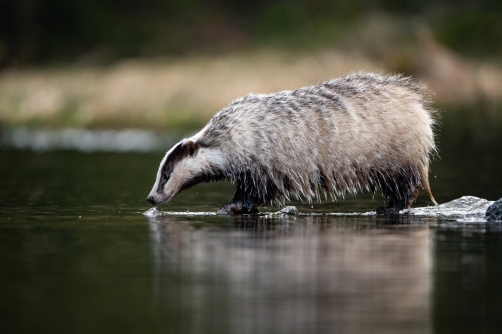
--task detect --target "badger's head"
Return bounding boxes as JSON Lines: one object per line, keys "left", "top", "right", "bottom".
{"left": 146, "top": 138, "right": 225, "bottom": 206}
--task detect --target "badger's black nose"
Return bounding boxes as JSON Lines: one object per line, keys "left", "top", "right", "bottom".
{"left": 146, "top": 196, "right": 156, "bottom": 205}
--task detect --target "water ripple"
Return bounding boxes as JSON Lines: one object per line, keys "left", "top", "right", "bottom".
{"left": 144, "top": 196, "right": 494, "bottom": 223}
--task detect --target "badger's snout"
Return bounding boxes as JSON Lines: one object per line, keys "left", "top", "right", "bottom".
{"left": 146, "top": 196, "right": 156, "bottom": 205}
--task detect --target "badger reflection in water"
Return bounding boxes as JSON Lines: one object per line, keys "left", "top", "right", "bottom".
{"left": 147, "top": 216, "right": 432, "bottom": 334}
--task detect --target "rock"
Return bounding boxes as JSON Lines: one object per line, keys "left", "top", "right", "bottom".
{"left": 485, "top": 198, "right": 502, "bottom": 222}
{"left": 279, "top": 206, "right": 298, "bottom": 216}
{"left": 216, "top": 208, "right": 231, "bottom": 215}
{"left": 406, "top": 195, "right": 493, "bottom": 220}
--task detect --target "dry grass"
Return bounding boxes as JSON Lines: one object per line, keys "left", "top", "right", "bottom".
{"left": 1, "top": 39, "right": 502, "bottom": 130}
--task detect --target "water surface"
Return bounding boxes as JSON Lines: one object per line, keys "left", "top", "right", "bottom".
{"left": 1, "top": 133, "right": 502, "bottom": 333}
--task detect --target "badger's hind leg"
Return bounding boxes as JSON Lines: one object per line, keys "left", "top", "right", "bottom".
{"left": 376, "top": 186, "right": 419, "bottom": 215}
{"left": 375, "top": 170, "right": 420, "bottom": 215}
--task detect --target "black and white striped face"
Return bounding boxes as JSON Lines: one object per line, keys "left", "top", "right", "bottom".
{"left": 146, "top": 138, "right": 225, "bottom": 206}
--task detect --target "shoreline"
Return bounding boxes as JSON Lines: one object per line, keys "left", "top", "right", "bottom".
{"left": 2, "top": 43, "right": 502, "bottom": 131}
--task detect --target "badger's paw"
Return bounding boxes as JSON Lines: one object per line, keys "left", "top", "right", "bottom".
{"left": 217, "top": 201, "right": 260, "bottom": 215}
{"left": 375, "top": 205, "right": 403, "bottom": 215}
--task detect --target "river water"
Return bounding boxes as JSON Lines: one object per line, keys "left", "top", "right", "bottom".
{"left": 1, "top": 127, "right": 502, "bottom": 334}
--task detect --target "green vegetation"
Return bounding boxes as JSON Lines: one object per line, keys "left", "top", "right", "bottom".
{"left": 1, "top": 1, "right": 502, "bottom": 132}
{"left": 2, "top": 1, "right": 502, "bottom": 67}
{"left": 439, "top": 101, "right": 502, "bottom": 149}
{"left": 433, "top": 6, "right": 502, "bottom": 60}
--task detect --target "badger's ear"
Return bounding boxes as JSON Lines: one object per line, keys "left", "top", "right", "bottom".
{"left": 183, "top": 140, "right": 196, "bottom": 156}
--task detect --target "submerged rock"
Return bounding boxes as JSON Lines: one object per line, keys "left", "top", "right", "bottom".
{"left": 263, "top": 206, "right": 299, "bottom": 218}
{"left": 279, "top": 206, "right": 299, "bottom": 216}
{"left": 485, "top": 198, "right": 502, "bottom": 222}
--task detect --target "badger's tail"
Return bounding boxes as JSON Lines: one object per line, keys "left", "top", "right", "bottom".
{"left": 419, "top": 164, "right": 439, "bottom": 206}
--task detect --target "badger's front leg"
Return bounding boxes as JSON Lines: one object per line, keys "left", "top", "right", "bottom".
{"left": 217, "top": 186, "right": 261, "bottom": 215}
{"left": 217, "top": 200, "right": 260, "bottom": 215}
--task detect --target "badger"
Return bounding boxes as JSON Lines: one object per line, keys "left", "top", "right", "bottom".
{"left": 146, "top": 72, "right": 438, "bottom": 214}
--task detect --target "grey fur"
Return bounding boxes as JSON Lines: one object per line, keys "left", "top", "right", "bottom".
{"left": 147, "top": 71, "right": 438, "bottom": 214}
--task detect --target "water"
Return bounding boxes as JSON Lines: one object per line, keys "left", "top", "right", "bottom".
{"left": 1, "top": 129, "right": 502, "bottom": 334}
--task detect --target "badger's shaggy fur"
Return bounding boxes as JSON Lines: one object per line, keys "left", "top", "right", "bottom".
{"left": 147, "top": 72, "right": 438, "bottom": 214}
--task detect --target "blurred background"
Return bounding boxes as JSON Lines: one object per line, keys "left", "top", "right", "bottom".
{"left": 1, "top": 0, "right": 502, "bottom": 138}
{"left": 2, "top": 3, "right": 502, "bottom": 334}
{"left": 0, "top": 0, "right": 501, "bottom": 202}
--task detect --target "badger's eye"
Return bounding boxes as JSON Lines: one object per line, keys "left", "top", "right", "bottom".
{"left": 160, "top": 171, "right": 170, "bottom": 186}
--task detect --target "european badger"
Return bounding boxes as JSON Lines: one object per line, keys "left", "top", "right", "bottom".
{"left": 146, "top": 72, "right": 438, "bottom": 214}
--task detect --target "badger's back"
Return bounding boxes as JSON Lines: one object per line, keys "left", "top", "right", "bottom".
{"left": 200, "top": 72, "right": 437, "bottom": 204}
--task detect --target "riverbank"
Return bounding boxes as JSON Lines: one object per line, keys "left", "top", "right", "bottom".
{"left": 1, "top": 36, "right": 502, "bottom": 131}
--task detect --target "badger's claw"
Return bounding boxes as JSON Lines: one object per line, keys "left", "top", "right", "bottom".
{"left": 217, "top": 201, "right": 260, "bottom": 215}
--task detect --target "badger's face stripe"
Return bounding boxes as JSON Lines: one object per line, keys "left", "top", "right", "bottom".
{"left": 157, "top": 170, "right": 171, "bottom": 193}
{"left": 156, "top": 140, "right": 199, "bottom": 190}
{"left": 147, "top": 136, "right": 226, "bottom": 205}
{"left": 156, "top": 143, "right": 183, "bottom": 193}
{"left": 148, "top": 139, "right": 199, "bottom": 204}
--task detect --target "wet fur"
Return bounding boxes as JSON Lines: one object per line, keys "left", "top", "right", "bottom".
{"left": 147, "top": 72, "right": 438, "bottom": 214}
